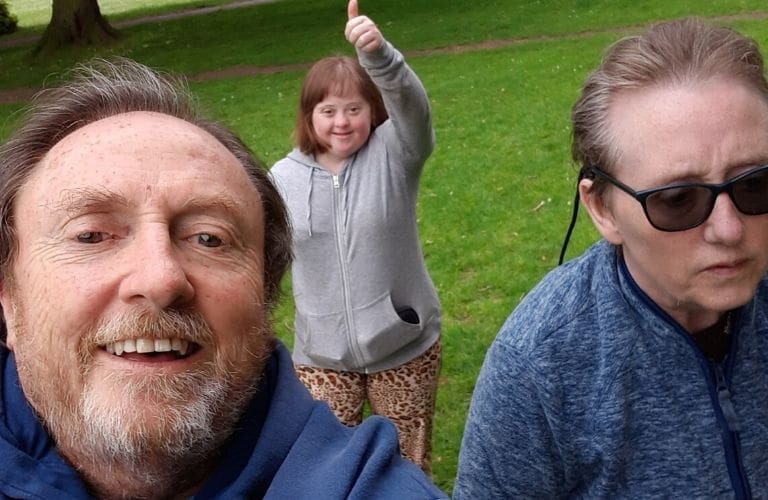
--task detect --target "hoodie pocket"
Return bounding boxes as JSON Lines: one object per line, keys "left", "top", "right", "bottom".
{"left": 297, "top": 310, "right": 353, "bottom": 369}
{"left": 355, "top": 292, "right": 422, "bottom": 362}
{"left": 298, "top": 292, "right": 424, "bottom": 369}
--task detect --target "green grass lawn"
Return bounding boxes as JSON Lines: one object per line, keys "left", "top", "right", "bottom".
{"left": 3, "top": 0, "right": 768, "bottom": 494}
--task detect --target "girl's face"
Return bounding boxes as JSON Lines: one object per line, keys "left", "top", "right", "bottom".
{"left": 311, "top": 91, "right": 372, "bottom": 170}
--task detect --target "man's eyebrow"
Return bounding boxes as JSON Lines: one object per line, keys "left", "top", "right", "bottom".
{"left": 49, "top": 188, "right": 131, "bottom": 216}
{"left": 46, "top": 189, "right": 258, "bottom": 225}
{"left": 180, "top": 196, "right": 247, "bottom": 214}
{"left": 179, "top": 196, "right": 259, "bottom": 227}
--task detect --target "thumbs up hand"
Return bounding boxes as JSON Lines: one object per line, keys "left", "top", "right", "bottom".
{"left": 344, "top": 0, "right": 383, "bottom": 53}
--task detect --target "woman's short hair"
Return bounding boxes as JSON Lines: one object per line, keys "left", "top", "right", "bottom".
{"left": 293, "top": 56, "right": 388, "bottom": 155}
{"left": 572, "top": 16, "right": 768, "bottom": 191}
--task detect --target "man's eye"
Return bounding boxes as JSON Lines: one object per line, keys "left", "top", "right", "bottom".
{"left": 197, "top": 233, "right": 222, "bottom": 248}
{"left": 76, "top": 232, "right": 106, "bottom": 244}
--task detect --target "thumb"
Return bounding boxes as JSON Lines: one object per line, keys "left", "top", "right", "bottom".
{"left": 347, "top": 0, "right": 358, "bottom": 20}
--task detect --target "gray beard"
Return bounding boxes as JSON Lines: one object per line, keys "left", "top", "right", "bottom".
{"left": 74, "top": 365, "right": 253, "bottom": 483}
{"left": 41, "top": 373, "right": 256, "bottom": 498}
{"left": 12, "top": 306, "right": 269, "bottom": 498}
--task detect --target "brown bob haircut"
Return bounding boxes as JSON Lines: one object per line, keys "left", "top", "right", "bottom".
{"left": 293, "top": 56, "right": 388, "bottom": 155}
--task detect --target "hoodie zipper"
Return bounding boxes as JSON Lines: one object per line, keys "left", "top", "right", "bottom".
{"left": 331, "top": 173, "right": 364, "bottom": 368}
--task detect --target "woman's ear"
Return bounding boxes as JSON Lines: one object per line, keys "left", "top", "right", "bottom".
{"left": 579, "top": 178, "right": 624, "bottom": 246}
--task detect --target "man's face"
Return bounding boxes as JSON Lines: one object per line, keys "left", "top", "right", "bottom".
{"left": 582, "top": 79, "right": 768, "bottom": 331}
{"left": 2, "top": 111, "right": 271, "bottom": 477}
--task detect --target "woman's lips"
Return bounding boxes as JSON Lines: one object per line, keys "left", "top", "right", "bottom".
{"left": 703, "top": 258, "right": 747, "bottom": 276}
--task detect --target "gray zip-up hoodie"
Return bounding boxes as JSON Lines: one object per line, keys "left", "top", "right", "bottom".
{"left": 270, "top": 40, "right": 440, "bottom": 373}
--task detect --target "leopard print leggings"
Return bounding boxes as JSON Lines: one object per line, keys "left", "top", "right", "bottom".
{"left": 294, "top": 340, "right": 441, "bottom": 475}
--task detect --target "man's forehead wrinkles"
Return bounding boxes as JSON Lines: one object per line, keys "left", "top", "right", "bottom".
{"left": 39, "top": 187, "right": 256, "bottom": 226}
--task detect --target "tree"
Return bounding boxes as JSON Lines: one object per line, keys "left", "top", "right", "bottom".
{"left": 0, "top": 0, "right": 18, "bottom": 36}
{"left": 36, "top": 0, "right": 118, "bottom": 54}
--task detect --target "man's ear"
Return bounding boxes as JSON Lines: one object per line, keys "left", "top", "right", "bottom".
{"left": 579, "top": 178, "right": 624, "bottom": 246}
{"left": 0, "top": 279, "right": 16, "bottom": 350}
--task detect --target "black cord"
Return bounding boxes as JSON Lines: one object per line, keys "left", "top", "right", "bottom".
{"left": 558, "top": 189, "right": 581, "bottom": 265}
{"left": 558, "top": 167, "right": 590, "bottom": 265}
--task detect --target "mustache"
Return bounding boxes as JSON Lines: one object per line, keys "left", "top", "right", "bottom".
{"left": 87, "top": 308, "right": 215, "bottom": 347}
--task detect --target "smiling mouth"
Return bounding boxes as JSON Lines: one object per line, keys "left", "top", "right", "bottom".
{"left": 103, "top": 338, "right": 199, "bottom": 359}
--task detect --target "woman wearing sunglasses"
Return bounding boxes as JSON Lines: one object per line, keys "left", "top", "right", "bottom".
{"left": 456, "top": 17, "right": 768, "bottom": 499}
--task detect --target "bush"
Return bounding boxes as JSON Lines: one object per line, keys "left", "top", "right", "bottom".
{"left": 0, "top": 0, "right": 18, "bottom": 36}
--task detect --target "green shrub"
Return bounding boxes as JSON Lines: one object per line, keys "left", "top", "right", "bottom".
{"left": 0, "top": 0, "right": 17, "bottom": 36}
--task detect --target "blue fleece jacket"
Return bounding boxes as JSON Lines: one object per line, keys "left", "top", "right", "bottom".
{"left": 454, "top": 240, "right": 768, "bottom": 498}
{"left": 0, "top": 340, "right": 446, "bottom": 499}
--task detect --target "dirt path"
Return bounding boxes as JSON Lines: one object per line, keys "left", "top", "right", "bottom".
{"left": 0, "top": 0, "right": 277, "bottom": 49}
{"left": 2, "top": 4, "right": 768, "bottom": 105}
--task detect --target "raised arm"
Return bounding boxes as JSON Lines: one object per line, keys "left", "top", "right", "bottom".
{"left": 345, "top": 0, "right": 383, "bottom": 53}
{"left": 344, "top": 0, "right": 434, "bottom": 168}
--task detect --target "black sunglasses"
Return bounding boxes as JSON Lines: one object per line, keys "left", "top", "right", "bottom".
{"left": 558, "top": 164, "right": 768, "bottom": 264}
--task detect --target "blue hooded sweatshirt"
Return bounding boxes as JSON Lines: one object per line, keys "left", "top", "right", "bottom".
{"left": 0, "top": 340, "right": 446, "bottom": 499}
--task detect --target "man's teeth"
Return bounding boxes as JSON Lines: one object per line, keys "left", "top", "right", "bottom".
{"left": 105, "top": 338, "right": 189, "bottom": 357}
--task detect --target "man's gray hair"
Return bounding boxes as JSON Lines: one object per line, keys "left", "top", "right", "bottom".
{"left": 0, "top": 57, "right": 292, "bottom": 341}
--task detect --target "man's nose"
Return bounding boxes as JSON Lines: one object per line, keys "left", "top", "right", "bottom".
{"left": 118, "top": 229, "right": 195, "bottom": 310}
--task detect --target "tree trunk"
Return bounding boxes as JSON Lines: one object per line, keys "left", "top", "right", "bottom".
{"left": 35, "top": 0, "right": 119, "bottom": 54}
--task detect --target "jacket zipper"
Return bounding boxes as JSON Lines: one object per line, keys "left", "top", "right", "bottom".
{"left": 618, "top": 259, "right": 753, "bottom": 497}
{"left": 332, "top": 173, "right": 364, "bottom": 368}
{"left": 711, "top": 362, "right": 751, "bottom": 499}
